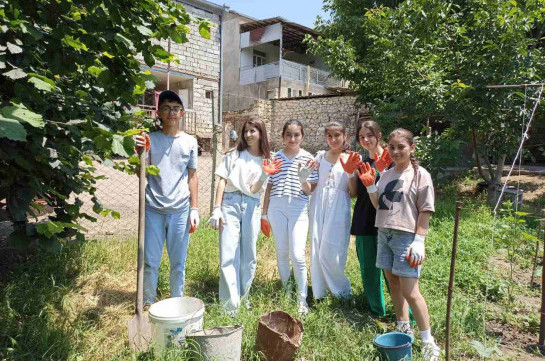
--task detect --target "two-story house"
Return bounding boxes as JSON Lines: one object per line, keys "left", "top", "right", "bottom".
{"left": 222, "top": 16, "right": 349, "bottom": 112}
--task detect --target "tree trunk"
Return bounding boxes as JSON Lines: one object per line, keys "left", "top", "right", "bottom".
{"left": 487, "top": 154, "right": 507, "bottom": 207}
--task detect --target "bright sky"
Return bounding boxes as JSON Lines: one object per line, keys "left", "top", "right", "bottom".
{"left": 207, "top": 0, "right": 329, "bottom": 28}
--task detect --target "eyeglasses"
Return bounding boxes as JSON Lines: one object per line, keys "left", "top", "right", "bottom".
{"left": 159, "top": 106, "right": 183, "bottom": 114}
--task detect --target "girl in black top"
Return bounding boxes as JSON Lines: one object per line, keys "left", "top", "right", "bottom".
{"left": 351, "top": 120, "right": 393, "bottom": 317}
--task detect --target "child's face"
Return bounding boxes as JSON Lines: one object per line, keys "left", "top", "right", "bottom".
{"left": 358, "top": 127, "right": 380, "bottom": 151}
{"left": 325, "top": 127, "right": 346, "bottom": 151}
{"left": 387, "top": 136, "right": 415, "bottom": 165}
{"left": 283, "top": 124, "right": 303, "bottom": 150}
{"left": 158, "top": 100, "right": 184, "bottom": 127}
{"left": 244, "top": 124, "right": 261, "bottom": 148}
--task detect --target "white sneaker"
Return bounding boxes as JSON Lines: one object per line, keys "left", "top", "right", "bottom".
{"left": 298, "top": 302, "right": 309, "bottom": 316}
{"left": 421, "top": 340, "right": 441, "bottom": 361}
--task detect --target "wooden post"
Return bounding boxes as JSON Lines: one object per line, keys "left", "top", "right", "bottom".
{"left": 446, "top": 201, "right": 463, "bottom": 361}
{"left": 539, "top": 217, "right": 545, "bottom": 349}
{"left": 210, "top": 90, "right": 217, "bottom": 215}
{"left": 532, "top": 220, "right": 543, "bottom": 286}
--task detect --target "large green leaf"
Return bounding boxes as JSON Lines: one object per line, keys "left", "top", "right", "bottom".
{"left": 63, "top": 35, "right": 88, "bottom": 51}
{"left": 6, "top": 42, "right": 23, "bottom": 54}
{"left": 3, "top": 68, "right": 27, "bottom": 79}
{"left": 0, "top": 115, "right": 27, "bottom": 140}
{"left": 2, "top": 105, "right": 44, "bottom": 128}
{"left": 199, "top": 22, "right": 211, "bottom": 39}
{"left": 112, "top": 134, "right": 131, "bottom": 157}
{"left": 28, "top": 77, "right": 54, "bottom": 92}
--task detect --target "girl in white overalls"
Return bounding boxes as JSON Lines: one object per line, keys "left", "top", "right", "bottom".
{"left": 309, "top": 121, "right": 359, "bottom": 300}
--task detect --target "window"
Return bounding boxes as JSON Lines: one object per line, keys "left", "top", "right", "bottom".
{"left": 266, "top": 89, "right": 276, "bottom": 99}
{"left": 287, "top": 88, "right": 292, "bottom": 97}
{"left": 299, "top": 90, "right": 303, "bottom": 97}
{"left": 253, "top": 50, "right": 266, "bottom": 67}
{"left": 205, "top": 90, "right": 213, "bottom": 99}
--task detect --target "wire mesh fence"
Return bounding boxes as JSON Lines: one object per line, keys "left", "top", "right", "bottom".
{"left": 78, "top": 152, "right": 217, "bottom": 240}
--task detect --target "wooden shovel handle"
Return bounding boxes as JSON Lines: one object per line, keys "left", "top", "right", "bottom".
{"left": 136, "top": 149, "right": 146, "bottom": 316}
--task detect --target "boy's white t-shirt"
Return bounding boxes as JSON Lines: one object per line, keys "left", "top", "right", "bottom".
{"left": 375, "top": 166, "right": 435, "bottom": 233}
{"left": 215, "top": 149, "right": 265, "bottom": 199}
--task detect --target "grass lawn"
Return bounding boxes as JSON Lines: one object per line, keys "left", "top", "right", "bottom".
{"left": 0, "top": 178, "right": 542, "bottom": 360}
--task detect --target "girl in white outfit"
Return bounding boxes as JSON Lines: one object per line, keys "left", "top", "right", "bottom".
{"left": 208, "top": 119, "right": 281, "bottom": 314}
{"left": 310, "top": 121, "right": 359, "bottom": 300}
{"left": 263, "top": 120, "right": 318, "bottom": 315}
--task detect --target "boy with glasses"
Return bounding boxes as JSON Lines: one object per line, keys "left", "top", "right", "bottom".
{"left": 134, "top": 90, "right": 199, "bottom": 306}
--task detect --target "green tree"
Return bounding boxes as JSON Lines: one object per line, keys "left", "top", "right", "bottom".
{"left": 0, "top": 0, "right": 210, "bottom": 249}
{"left": 307, "top": 0, "right": 544, "bottom": 197}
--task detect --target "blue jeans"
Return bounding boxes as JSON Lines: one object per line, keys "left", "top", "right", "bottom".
{"left": 376, "top": 228, "right": 421, "bottom": 278}
{"left": 219, "top": 191, "right": 261, "bottom": 310}
{"left": 144, "top": 206, "right": 190, "bottom": 304}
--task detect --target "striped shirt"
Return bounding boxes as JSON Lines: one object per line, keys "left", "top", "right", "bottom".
{"left": 268, "top": 149, "right": 319, "bottom": 202}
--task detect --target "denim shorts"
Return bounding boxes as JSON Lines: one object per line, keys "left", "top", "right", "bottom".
{"left": 376, "top": 228, "right": 421, "bottom": 278}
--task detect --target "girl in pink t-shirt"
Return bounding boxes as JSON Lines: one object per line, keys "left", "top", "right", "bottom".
{"left": 357, "top": 128, "right": 440, "bottom": 361}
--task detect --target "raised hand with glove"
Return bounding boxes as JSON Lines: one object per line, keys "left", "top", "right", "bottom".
{"left": 134, "top": 132, "right": 150, "bottom": 154}
{"left": 207, "top": 206, "right": 225, "bottom": 230}
{"left": 406, "top": 234, "right": 426, "bottom": 267}
{"left": 298, "top": 159, "right": 317, "bottom": 183}
{"left": 374, "top": 149, "right": 393, "bottom": 172}
{"left": 339, "top": 151, "right": 361, "bottom": 178}
{"left": 356, "top": 162, "right": 377, "bottom": 193}
{"left": 260, "top": 214, "right": 271, "bottom": 238}
{"left": 260, "top": 158, "right": 283, "bottom": 181}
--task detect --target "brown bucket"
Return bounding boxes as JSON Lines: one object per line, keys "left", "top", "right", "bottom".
{"left": 255, "top": 311, "right": 304, "bottom": 361}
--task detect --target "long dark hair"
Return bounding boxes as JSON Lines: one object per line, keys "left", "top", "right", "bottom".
{"left": 324, "top": 121, "right": 350, "bottom": 152}
{"left": 389, "top": 128, "right": 419, "bottom": 177}
{"left": 282, "top": 119, "right": 304, "bottom": 137}
{"left": 355, "top": 119, "right": 384, "bottom": 148}
{"left": 237, "top": 119, "right": 271, "bottom": 159}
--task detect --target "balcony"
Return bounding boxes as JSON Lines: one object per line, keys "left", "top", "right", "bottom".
{"left": 239, "top": 60, "right": 339, "bottom": 88}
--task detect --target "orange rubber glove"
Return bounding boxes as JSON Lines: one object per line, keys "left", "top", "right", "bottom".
{"left": 261, "top": 215, "right": 271, "bottom": 238}
{"left": 356, "top": 162, "right": 377, "bottom": 193}
{"left": 374, "top": 149, "right": 393, "bottom": 172}
{"left": 340, "top": 151, "right": 361, "bottom": 177}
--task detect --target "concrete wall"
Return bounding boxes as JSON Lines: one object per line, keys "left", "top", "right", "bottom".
{"left": 222, "top": 95, "right": 365, "bottom": 154}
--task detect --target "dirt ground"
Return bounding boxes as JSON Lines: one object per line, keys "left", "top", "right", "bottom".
{"left": 487, "top": 255, "right": 544, "bottom": 360}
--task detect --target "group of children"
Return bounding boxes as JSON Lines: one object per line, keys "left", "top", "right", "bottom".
{"left": 134, "top": 90, "right": 440, "bottom": 361}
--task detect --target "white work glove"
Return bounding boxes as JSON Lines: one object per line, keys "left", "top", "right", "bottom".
{"left": 190, "top": 208, "right": 200, "bottom": 229}
{"left": 207, "top": 206, "right": 225, "bottom": 230}
{"left": 406, "top": 234, "right": 426, "bottom": 267}
{"left": 298, "top": 159, "right": 317, "bottom": 183}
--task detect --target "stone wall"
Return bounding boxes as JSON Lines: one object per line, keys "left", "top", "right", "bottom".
{"left": 222, "top": 94, "right": 367, "bottom": 154}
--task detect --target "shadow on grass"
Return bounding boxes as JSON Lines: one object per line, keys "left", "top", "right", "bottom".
{"left": 0, "top": 241, "right": 132, "bottom": 361}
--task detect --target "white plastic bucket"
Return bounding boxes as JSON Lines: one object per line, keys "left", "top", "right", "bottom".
{"left": 148, "top": 297, "right": 205, "bottom": 353}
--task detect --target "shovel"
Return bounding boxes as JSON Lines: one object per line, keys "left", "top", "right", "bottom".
{"left": 128, "top": 148, "right": 152, "bottom": 352}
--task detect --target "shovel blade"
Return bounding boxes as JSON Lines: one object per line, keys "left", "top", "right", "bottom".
{"left": 128, "top": 313, "right": 152, "bottom": 352}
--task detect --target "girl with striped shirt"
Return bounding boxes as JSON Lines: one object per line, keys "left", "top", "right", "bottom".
{"left": 262, "top": 120, "right": 318, "bottom": 315}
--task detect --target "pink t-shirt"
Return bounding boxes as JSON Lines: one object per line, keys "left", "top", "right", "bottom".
{"left": 375, "top": 166, "right": 435, "bottom": 233}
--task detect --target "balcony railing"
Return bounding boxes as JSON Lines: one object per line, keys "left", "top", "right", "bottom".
{"left": 239, "top": 60, "right": 342, "bottom": 88}
{"left": 240, "top": 62, "right": 280, "bottom": 85}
